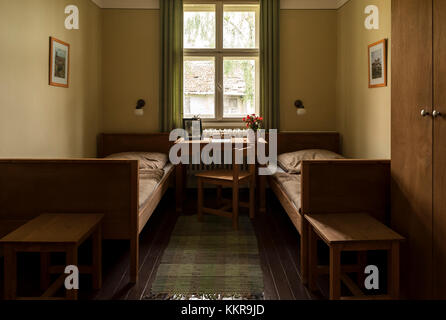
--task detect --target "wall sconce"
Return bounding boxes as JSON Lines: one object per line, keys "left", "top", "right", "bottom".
{"left": 134, "top": 99, "right": 146, "bottom": 116}
{"left": 295, "top": 100, "right": 307, "bottom": 116}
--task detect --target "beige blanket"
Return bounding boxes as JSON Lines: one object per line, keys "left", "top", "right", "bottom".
{"left": 139, "top": 169, "right": 165, "bottom": 209}
{"left": 273, "top": 172, "right": 301, "bottom": 210}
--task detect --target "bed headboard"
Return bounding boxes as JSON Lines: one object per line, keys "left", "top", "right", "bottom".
{"left": 97, "top": 133, "right": 174, "bottom": 158}
{"left": 98, "top": 132, "right": 341, "bottom": 157}
{"left": 275, "top": 132, "right": 340, "bottom": 155}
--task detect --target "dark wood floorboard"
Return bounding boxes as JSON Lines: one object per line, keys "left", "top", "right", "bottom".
{"left": 125, "top": 200, "right": 179, "bottom": 300}
{"left": 0, "top": 189, "right": 318, "bottom": 300}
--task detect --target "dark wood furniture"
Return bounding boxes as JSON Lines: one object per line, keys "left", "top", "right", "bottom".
{"left": 196, "top": 147, "right": 255, "bottom": 230}
{"left": 1, "top": 214, "right": 103, "bottom": 300}
{"left": 266, "top": 132, "right": 390, "bottom": 285}
{"left": 0, "top": 133, "right": 176, "bottom": 284}
{"left": 392, "top": 0, "right": 446, "bottom": 299}
{"left": 305, "top": 213, "right": 404, "bottom": 300}
{"left": 175, "top": 137, "right": 267, "bottom": 214}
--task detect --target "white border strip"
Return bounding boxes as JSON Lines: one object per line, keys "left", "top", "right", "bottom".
{"left": 92, "top": 0, "right": 349, "bottom": 10}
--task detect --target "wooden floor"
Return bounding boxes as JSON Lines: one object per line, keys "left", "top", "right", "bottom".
{"left": 0, "top": 189, "right": 322, "bottom": 300}
{"left": 91, "top": 189, "right": 319, "bottom": 300}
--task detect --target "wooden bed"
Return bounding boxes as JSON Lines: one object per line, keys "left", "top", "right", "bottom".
{"left": 0, "top": 133, "right": 176, "bottom": 283}
{"left": 266, "top": 132, "right": 391, "bottom": 284}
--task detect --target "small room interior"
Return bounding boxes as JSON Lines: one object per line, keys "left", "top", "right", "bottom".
{"left": 0, "top": 0, "right": 444, "bottom": 301}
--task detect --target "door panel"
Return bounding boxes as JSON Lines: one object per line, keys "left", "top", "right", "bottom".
{"left": 433, "top": 0, "right": 446, "bottom": 299}
{"left": 391, "top": 0, "right": 433, "bottom": 299}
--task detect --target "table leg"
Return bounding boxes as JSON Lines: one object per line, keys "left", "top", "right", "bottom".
{"left": 258, "top": 174, "right": 266, "bottom": 214}
{"left": 4, "top": 245, "right": 17, "bottom": 300}
{"left": 40, "top": 252, "right": 51, "bottom": 292}
{"left": 309, "top": 227, "right": 318, "bottom": 292}
{"left": 357, "top": 251, "right": 367, "bottom": 289}
{"left": 232, "top": 182, "right": 239, "bottom": 230}
{"left": 66, "top": 246, "right": 79, "bottom": 300}
{"left": 92, "top": 225, "right": 102, "bottom": 290}
{"left": 198, "top": 178, "right": 203, "bottom": 222}
{"left": 388, "top": 241, "right": 400, "bottom": 300}
{"left": 176, "top": 164, "right": 184, "bottom": 213}
{"left": 329, "top": 245, "right": 341, "bottom": 300}
{"left": 216, "top": 185, "right": 223, "bottom": 208}
{"left": 249, "top": 176, "right": 255, "bottom": 219}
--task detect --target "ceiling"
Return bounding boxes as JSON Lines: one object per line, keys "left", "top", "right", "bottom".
{"left": 91, "top": 0, "right": 349, "bottom": 10}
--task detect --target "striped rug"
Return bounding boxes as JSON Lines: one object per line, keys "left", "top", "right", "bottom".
{"left": 146, "top": 215, "right": 264, "bottom": 300}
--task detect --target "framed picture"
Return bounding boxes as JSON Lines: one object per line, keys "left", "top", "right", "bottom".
{"left": 183, "top": 118, "right": 202, "bottom": 140}
{"left": 368, "top": 39, "right": 387, "bottom": 88}
{"left": 49, "top": 37, "right": 70, "bottom": 88}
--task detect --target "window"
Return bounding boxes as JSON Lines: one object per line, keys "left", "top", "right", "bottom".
{"left": 183, "top": 1, "right": 260, "bottom": 121}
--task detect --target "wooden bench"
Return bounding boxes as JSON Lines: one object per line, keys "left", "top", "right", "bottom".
{"left": 0, "top": 214, "right": 103, "bottom": 300}
{"left": 305, "top": 213, "right": 404, "bottom": 300}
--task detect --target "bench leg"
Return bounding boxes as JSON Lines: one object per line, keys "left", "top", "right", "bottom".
{"left": 66, "top": 246, "right": 78, "bottom": 300}
{"left": 329, "top": 245, "right": 341, "bottom": 300}
{"left": 40, "top": 252, "right": 51, "bottom": 292}
{"left": 388, "top": 241, "right": 400, "bottom": 300}
{"left": 308, "top": 227, "right": 318, "bottom": 292}
{"left": 92, "top": 225, "right": 102, "bottom": 290}
{"left": 4, "top": 245, "right": 17, "bottom": 300}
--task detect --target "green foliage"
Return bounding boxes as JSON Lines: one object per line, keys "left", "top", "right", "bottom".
{"left": 184, "top": 12, "right": 215, "bottom": 48}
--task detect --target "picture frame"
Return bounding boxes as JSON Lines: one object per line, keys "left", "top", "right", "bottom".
{"left": 368, "top": 39, "right": 387, "bottom": 88}
{"left": 49, "top": 37, "right": 70, "bottom": 88}
{"left": 183, "top": 118, "right": 203, "bottom": 140}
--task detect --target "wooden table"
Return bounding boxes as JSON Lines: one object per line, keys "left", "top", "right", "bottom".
{"left": 174, "top": 137, "right": 267, "bottom": 214}
{"left": 305, "top": 213, "right": 405, "bottom": 300}
{"left": 0, "top": 214, "right": 104, "bottom": 300}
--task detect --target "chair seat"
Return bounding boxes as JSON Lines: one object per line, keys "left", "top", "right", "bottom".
{"left": 195, "top": 169, "right": 251, "bottom": 182}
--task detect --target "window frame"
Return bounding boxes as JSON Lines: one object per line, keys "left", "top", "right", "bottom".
{"left": 183, "top": 0, "right": 260, "bottom": 123}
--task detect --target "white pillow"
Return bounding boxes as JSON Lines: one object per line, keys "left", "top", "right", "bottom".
{"left": 106, "top": 152, "right": 168, "bottom": 170}
{"left": 278, "top": 149, "right": 344, "bottom": 174}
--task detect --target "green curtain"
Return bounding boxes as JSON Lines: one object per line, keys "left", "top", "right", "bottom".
{"left": 260, "top": 0, "right": 280, "bottom": 130}
{"left": 160, "top": 0, "right": 184, "bottom": 132}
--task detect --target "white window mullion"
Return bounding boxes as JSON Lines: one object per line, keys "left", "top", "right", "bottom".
{"left": 216, "top": 54, "right": 223, "bottom": 121}
{"left": 216, "top": 1, "right": 224, "bottom": 121}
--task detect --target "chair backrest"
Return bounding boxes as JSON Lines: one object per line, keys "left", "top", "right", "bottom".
{"left": 232, "top": 146, "right": 255, "bottom": 181}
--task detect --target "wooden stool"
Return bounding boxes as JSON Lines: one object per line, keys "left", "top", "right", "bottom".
{"left": 305, "top": 213, "right": 404, "bottom": 300}
{"left": 0, "top": 214, "right": 103, "bottom": 300}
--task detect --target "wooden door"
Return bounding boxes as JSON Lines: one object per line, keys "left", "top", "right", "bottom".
{"left": 433, "top": 0, "right": 446, "bottom": 299}
{"left": 391, "top": 0, "right": 433, "bottom": 299}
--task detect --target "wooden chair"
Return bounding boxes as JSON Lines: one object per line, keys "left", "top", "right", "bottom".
{"left": 196, "top": 147, "right": 255, "bottom": 230}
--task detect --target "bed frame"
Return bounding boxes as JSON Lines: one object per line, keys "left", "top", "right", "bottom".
{"left": 0, "top": 133, "right": 176, "bottom": 283}
{"left": 266, "top": 132, "right": 391, "bottom": 284}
